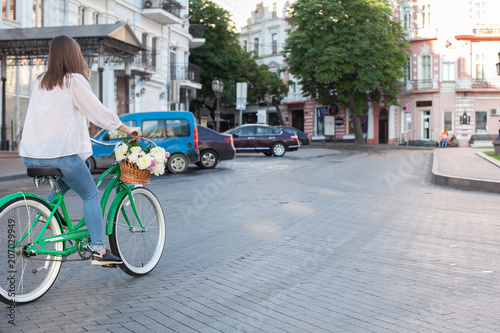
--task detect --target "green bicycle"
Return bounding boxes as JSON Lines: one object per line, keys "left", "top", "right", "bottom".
{"left": 0, "top": 139, "right": 166, "bottom": 304}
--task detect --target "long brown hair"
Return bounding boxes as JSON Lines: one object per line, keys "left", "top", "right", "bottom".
{"left": 39, "top": 35, "right": 89, "bottom": 90}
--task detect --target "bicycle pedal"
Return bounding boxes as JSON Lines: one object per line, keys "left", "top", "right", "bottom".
{"left": 102, "top": 264, "right": 118, "bottom": 268}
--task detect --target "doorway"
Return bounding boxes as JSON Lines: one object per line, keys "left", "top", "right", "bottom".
{"left": 422, "top": 111, "right": 430, "bottom": 140}
{"left": 379, "top": 109, "right": 388, "bottom": 143}
{"left": 292, "top": 110, "right": 304, "bottom": 131}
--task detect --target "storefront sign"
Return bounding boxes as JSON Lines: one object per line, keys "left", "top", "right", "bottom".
{"left": 324, "top": 116, "right": 335, "bottom": 136}
{"left": 335, "top": 118, "right": 344, "bottom": 126}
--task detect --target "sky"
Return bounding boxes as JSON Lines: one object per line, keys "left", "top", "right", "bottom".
{"left": 210, "top": 0, "right": 261, "bottom": 31}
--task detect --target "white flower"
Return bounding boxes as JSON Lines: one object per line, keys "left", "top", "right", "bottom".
{"left": 150, "top": 147, "right": 166, "bottom": 156}
{"left": 114, "top": 143, "right": 128, "bottom": 162}
{"left": 136, "top": 155, "right": 152, "bottom": 170}
{"left": 130, "top": 146, "right": 142, "bottom": 154}
{"left": 153, "top": 151, "right": 166, "bottom": 163}
{"left": 151, "top": 163, "right": 165, "bottom": 176}
{"left": 128, "top": 152, "right": 140, "bottom": 163}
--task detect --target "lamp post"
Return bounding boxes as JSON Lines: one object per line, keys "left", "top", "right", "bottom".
{"left": 212, "top": 78, "right": 224, "bottom": 132}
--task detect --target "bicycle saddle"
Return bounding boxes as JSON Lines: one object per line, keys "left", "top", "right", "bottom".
{"left": 27, "top": 167, "right": 63, "bottom": 178}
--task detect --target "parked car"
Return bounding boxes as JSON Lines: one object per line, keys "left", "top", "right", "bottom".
{"left": 223, "top": 124, "right": 300, "bottom": 157}
{"left": 274, "top": 126, "right": 311, "bottom": 146}
{"left": 90, "top": 111, "right": 199, "bottom": 174}
{"left": 196, "top": 125, "right": 236, "bottom": 169}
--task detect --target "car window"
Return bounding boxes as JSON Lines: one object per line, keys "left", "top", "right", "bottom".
{"left": 237, "top": 126, "right": 255, "bottom": 135}
{"left": 256, "top": 126, "right": 278, "bottom": 135}
{"left": 197, "top": 126, "right": 210, "bottom": 137}
{"left": 107, "top": 120, "right": 136, "bottom": 140}
{"left": 166, "top": 119, "right": 190, "bottom": 137}
{"left": 142, "top": 119, "right": 191, "bottom": 138}
{"left": 143, "top": 120, "right": 165, "bottom": 138}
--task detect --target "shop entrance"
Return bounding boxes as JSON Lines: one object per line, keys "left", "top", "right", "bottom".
{"left": 379, "top": 109, "right": 388, "bottom": 143}
{"left": 292, "top": 110, "right": 304, "bottom": 131}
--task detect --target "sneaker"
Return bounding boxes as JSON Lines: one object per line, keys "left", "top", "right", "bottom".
{"left": 91, "top": 249, "right": 123, "bottom": 266}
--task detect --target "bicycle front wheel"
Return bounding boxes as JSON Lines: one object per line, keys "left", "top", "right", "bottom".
{"left": 109, "top": 187, "right": 165, "bottom": 276}
{"left": 0, "top": 197, "right": 63, "bottom": 304}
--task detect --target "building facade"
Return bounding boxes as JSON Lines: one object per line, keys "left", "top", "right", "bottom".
{"left": 0, "top": 0, "right": 203, "bottom": 150}
{"left": 236, "top": 0, "right": 500, "bottom": 146}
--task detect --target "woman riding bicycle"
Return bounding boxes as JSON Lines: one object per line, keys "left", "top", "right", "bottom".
{"left": 19, "top": 35, "right": 141, "bottom": 266}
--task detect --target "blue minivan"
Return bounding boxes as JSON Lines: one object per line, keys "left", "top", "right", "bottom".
{"left": 90, "top": 111, "right": 199, "bottom": 174}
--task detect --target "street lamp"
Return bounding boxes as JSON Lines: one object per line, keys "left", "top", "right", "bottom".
{"left": 212, "top": 78, "right": 224, "bottom": 132}
{"left": 1, "top": 56, "right": 7, "bottom": 150}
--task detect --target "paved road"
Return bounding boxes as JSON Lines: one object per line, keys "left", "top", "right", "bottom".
{"left": 1, "top": 148, "right": 499, "bottom": 332}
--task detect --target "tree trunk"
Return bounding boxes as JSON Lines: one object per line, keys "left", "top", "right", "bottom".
{"left": 272, "top": 102, "right": 285, "bottom": 126}
{"left": 348, "top": 94, "right": 365, "bottom": 144}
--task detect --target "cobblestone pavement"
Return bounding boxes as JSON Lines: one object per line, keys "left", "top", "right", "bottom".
{"left": 1, "top": 148, "right": 499, "bottom": 332}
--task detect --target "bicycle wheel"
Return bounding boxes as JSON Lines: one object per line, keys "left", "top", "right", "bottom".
{"left": 109, "top": 187, "right": 165, "bottom": 276}
{"left": 0, "top": 197, "right": 63, "bottom": 304}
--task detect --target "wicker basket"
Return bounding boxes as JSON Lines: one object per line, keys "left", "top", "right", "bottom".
{"left": 120, "top": 159, "right": 152, "bottom": 185}
{"left": 119, "top": 137, "right": 156, "bottom": 185}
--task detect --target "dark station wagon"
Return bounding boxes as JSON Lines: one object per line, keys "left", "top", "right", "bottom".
{"left": 223, "top": 124, "right": 300, "bottom": 157}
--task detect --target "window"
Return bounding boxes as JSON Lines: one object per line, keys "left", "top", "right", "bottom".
{"left": 108, "top": 120, "right": 136, "bottom": 140}
{"left": 442, "top": 55, "right": 455, "bottom": 82}
{"left": 421, "top": 55, "right": 431, "bottom": 80}
{"left": 33, "top": 0, "right": 43, "bottom": 27}
{"left": 152, "top": 37, "right": 157, "bottom": 68}
{"left": 475, "top": 54, "right": 485, "bottom": 80}
{"left": 237, "top": 126, "right": 255, "bottom": 136}
{"left": 272, "top": 3, "right": 277, "bottom": 18}
{"left": 403, "top": 6, "right": 411, "bottom": 30}
{"left": 243, "top": 40, "right": 247, "bottom": 52}
{"left": 2, "top": 0, "right": 16, "bottom": 20}
{"left": 404, "top": 60, "right": 411, "bottom": 81}
{"left": 255, "top": 126, "right": 279, "bottom": 135}
{"left": 143, "top": 119, "right": 190, "bottom": 138}
{"left": 475, "top": 111, "right": 487, "bottom": 134}
{"left": 422, "top": 4, "right": 430, "bottom": 28}
{"left": 443, "top": 111, "right": 453, "bottom": 132}
{"left": 78, "top": 6, "right": 85, "bottom": 25}
{"left": 272, "top": 33, "right": 278, "bottom": 54}
{"left": 474, "top": 2, "right": 486, "bottom": 25}
{"left": 254, "top": 38, "right": 259, "bottom": 56}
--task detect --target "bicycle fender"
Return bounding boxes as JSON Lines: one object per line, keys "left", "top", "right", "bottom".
{"left": 105, "top": 184, "right": 136, "bottom": 235}
{"left": 0, "top": 192, "right": 48, "bottom": 207}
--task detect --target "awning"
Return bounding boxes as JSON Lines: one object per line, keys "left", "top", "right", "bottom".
{"left": 0, "top": 22, "right": 142, "bottom": 61}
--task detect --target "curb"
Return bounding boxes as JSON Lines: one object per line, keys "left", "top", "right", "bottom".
{"left": 431, "top": 150, "right": 500, "bottom": 194}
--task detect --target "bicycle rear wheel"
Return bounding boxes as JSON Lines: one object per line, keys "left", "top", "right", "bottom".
{"left": 109, "top": 187, "right": 165, "bottom": 276}
{"left": 0, "top": 197, "right": 63, "bottom": 304}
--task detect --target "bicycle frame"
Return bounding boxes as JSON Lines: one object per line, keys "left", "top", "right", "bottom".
{"left": 1, "top": 163, "right": 146, "bottom": 257}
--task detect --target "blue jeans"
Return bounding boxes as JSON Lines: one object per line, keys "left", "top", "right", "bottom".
{"left": 442, "top": 139, "right": 448, "bottom": 148}
{"left": 22, "top": 155, "right": 104, "bottom": 251}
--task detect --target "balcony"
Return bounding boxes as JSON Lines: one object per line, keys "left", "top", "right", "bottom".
{"left": 408, "top": 27, "right": 438, "bottom": 40}
{"left": 170, "top": 63, "right": 202, "bottom": 89}
{"left": 403, "top": 79, "right": 438, "bottom": 92}
{"left": 133, "top": 48, "right": 156, "bottom": 73}
{"left": 142, "top": 0, "right": 184, "bottom": 25}
{"left": 189, "top": 24, "right": 207, "bottom": 48}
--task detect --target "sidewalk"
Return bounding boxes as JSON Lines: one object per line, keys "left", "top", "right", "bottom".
{"left": 1, "top": 145, "right": 500, "bottom": 192}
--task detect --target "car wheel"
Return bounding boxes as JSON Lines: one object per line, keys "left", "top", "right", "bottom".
{"left": 272, "top": 142, "right": 286, "bottom": 157}
{"left": 167, "top": 154, "right": 188, "bottom": 174}
{"left": 86, "top": 157, "right": 96, "bottom": 173}
{"left": 196, "top": 150, "right": 219, "bottom": 169}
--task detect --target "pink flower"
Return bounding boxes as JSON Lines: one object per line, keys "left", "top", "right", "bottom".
{"left": 147, "top": 158, "right": 158, "bottom": 171}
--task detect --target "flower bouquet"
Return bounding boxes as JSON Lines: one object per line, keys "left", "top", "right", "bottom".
{"left": 113, "top": 138, "right": 170, "bottom": 184}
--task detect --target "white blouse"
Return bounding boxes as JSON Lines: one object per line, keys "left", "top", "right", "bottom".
{"left": 20, "top": 73, "right": 122, "bottom": 160}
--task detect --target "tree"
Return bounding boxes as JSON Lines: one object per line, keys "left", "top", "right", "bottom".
{"left": 284, "top": 0, "right": 409, "bottom": 144}
{"left": 189, "top": 0, "right": 289, "bottom": 128}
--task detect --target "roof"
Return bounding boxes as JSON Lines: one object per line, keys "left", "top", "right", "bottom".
{"left": 0, "top": 23, "right": 142, "bottom": 59}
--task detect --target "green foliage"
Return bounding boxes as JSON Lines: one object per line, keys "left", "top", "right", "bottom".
{"left": 189, "top": 0, "right": 288, "bottom": 123}
{"left": 284, "top": 0, "right": 409, "bottom": 114}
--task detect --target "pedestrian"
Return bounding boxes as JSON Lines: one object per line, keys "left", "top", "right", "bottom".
{"left": 441, "top": 128, "right": 448, "bottom": 148}
{"left": 19, "top": 35, "right": 142, "bottom": 266}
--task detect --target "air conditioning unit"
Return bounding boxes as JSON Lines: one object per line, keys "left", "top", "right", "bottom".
{"left": 143, "top": 0, "right": 161, "bottom": 9}
{"left": 490, "top": 108, "right": 499, "bottom": 116}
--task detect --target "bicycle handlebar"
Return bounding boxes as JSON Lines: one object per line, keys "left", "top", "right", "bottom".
{"left": 90, "top": 138, "right": 118, "bottom": 147}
